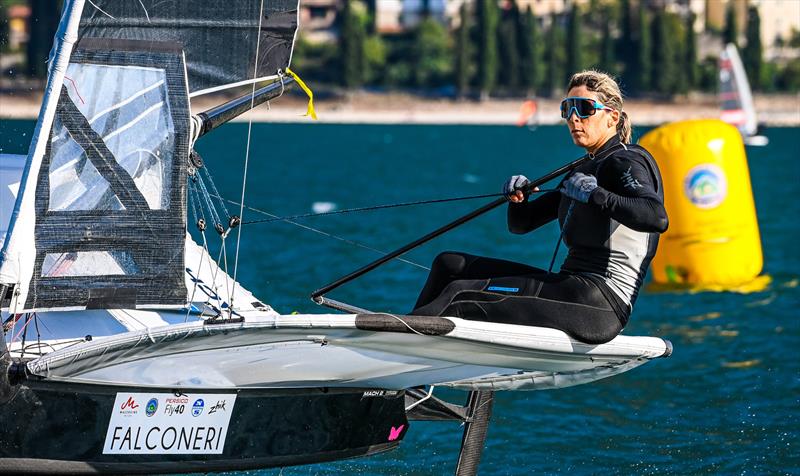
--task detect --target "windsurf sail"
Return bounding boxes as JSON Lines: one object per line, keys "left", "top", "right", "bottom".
{"left": 0, "top": 0, "right": 299, "bottom": 312}
{"left": 719, "top": 43, "right": 759, "bottom": 138}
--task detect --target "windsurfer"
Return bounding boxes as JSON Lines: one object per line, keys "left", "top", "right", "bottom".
{"left": 412, "top": 70, "right": 668, "bottom": 344}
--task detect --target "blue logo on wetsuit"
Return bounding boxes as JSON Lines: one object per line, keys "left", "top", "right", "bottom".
{"left": 487, "top": 286, "right": 520, "bottom": 293}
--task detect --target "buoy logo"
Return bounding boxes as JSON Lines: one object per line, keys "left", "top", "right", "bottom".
{"left": 684, "top": 164, "right": 727, "bottom": 209}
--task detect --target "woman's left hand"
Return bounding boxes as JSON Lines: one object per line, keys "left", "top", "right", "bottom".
{"left": 560, "top": 172, "right": 598, "bottom": 203}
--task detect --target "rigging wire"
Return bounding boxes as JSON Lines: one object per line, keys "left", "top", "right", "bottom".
{"left": 225, "top": 188, "right": 557, "bottom": 225}
{"left": 186, "top": 181, "right": 207, "bottom": 321}
{"left": 547, "top": 201, "right": 574, "bottom": 274}
{"left": 213, "top": 195, "right": 431, "bottom": 270}
{"left": 230, "top": 0, "right": 267, "bottom": 313}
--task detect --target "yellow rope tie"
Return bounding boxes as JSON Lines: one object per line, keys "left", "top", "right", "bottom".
{"left": 285, "top": 67, "right": 318, "bottom": 120}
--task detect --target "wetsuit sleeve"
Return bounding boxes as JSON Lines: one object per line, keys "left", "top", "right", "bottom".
{"left": 507, "top": 190, "right": 560, "bottom": 234}
{"left": 589, "top": 153, "right": 669, "bottom": 233}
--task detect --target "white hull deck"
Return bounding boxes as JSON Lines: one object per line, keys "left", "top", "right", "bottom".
{"left": 14, "top": 310, "right": 671, "bottom": 392}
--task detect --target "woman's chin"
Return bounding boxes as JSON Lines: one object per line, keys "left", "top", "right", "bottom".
{"left": 570, "top": 136, "right": 588, "bottom": 148}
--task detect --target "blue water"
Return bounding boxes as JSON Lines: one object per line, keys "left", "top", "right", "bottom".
{"left": 1, "top": 120, "right": 798, "bottom": 474}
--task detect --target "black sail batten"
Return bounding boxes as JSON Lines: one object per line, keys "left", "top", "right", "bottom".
{"left": 55, "top": 87, "right": 149, "bottom": 212}
{"left": 28, "top": 39, "right": 190, "bottom": 311}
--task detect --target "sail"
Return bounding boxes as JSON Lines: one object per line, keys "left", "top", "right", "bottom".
{"left": 0, "top": 0, "right": 298, "bottom": 312}
{"left": 79, "top": 0, "right": 299, "bottom": 96}
{"left": 719, "top": 43, "right": 758, "bottom": 137}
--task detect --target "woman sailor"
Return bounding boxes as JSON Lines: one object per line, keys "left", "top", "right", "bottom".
{"left": 412, "top": 70, "right": 668, "bottom": 344}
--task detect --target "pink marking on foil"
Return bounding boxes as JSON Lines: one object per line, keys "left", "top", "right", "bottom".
{"left": 388, "top": 424, "right": 404, "bottom": 441}
{"left": 63, "top": 75, "right": 85, "bottom": 105}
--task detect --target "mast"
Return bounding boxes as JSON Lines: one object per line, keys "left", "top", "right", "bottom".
{"left": 0, "top": 0, "right": 85, "bottom": 299}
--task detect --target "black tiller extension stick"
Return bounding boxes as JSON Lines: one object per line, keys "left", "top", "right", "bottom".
{"left": 310, "top": 154, "right": 593, "bottom": 304}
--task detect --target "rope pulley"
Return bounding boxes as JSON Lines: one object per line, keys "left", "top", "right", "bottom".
{"left": 188, "top": 150, "right": 204, "bottom": 177}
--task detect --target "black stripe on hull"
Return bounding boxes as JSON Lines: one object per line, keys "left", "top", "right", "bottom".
{"left": 0, "top": 379, "right": 408, "bottom": 474}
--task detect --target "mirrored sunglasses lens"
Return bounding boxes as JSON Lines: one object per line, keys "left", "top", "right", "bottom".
{"left": 561, "top": 99, "right": 596, "bottom": 119}
{"left": 560, "top": 101, "right": 569, "bottom": 118}
{"left": 575, "top": 99, "right": 595, "bottom": 117}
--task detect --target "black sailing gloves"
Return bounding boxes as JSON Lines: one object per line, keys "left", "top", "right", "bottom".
{"left": 560, "top": 172, "right": 598, "bottom": 203}
{"left": 503, "top": 175, "right": 530, "bottom": 201}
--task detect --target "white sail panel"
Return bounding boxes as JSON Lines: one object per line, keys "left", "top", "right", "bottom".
{"left": 55, "top": 63, "right": 175, "bottom": 210}
{"left": 719, "top": 43, "right": 758, "bottom": 137}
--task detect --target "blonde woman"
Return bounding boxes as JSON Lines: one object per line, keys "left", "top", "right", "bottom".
{"left": 412, "top": 70, "right": 668, "bottom": 344}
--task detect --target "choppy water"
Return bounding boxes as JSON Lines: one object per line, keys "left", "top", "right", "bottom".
{"left": 1, "top": 120, "right": 798, "bottom": 475}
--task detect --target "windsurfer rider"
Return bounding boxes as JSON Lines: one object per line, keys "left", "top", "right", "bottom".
{"left": 411, "top": 70, "right": 668, "bottom": 344}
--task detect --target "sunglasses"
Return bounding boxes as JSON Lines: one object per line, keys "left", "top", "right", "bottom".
{"left": 560, "top": 97, "right": 614, "bottom": 119}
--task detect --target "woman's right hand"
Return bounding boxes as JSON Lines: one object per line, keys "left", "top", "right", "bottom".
{"left": 503, "top": 175, "right": 538, "bottom": 203}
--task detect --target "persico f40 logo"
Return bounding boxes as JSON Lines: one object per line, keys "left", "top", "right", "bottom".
{"left": 104, "top": 393, "right": 236, "bottom": 455}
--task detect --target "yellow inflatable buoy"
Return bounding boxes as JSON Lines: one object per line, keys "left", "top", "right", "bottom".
{"left": 640, "top": 119, "right": 770, "bottom": 293}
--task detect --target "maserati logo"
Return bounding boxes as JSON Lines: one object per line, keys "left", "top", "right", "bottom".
{"left": 120, "top": 397, "right": 139, "bottom": 410}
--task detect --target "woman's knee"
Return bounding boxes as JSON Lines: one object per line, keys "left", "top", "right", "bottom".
{"left": 432, "top": 251, "right": 470, "bottom": 275}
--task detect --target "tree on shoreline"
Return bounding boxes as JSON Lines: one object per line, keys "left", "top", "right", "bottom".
{"left": 684, "top": 12, "right": 698, "bottom": 91}
{"left": 477, "top": 0, "right": 499, "bottom": 100}
{"left": 25, "top": 0, "right": 60, "bottom": 78}
{"left": 565, "top": 3, "right": 582, "bottom": 83}
{"left": 519, "top": 6, "right": 542, "bottom": 96}
{"left": 723, "top": 1, "right": 738, "bottom": 47}
{"left": 545, "top": 13, "right": 564, "bottom": 96}
{"left": 498, "top": 0, "right": 521, "bottom": 91}
{"left": 340, "top": 0, "right": 367, "bottom": 90}
{"left": 599, "top": 5, "right": 616, "bottom": 76}
{"left": 454, "top": 3, "right": 472, "bottom": 98}
{"left": 743, "top": 5, "right": 763, "bottom": 91}
{"left": 412, "top": 17, "right": 451, "bottom": 88}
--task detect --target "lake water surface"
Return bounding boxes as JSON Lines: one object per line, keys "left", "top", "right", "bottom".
{"left": 1, "top": 120, "right": 797, "bottom": 475}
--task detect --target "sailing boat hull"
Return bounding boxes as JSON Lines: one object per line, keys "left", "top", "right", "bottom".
{"left": 0, "top": 378, "right": 408, "bottom": 474}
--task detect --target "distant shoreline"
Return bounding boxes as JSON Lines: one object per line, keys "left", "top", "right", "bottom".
{"left": 1, "top": 90, "right": 798, "bottom": 126}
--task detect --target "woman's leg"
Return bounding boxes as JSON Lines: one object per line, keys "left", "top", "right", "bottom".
{"left": 436, "top": 273, "right": 626, "bottom": 344}
{"left": 413, "top": 251, "right": 542, "bottom": 310}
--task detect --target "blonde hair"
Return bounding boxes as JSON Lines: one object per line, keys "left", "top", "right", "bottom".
{"left": 566, "top": 70, "right": 632, "bottom": 144}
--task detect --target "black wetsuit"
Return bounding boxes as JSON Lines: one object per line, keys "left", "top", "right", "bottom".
{"left": 412, "top": 136, "right": 668, "bottom": 344}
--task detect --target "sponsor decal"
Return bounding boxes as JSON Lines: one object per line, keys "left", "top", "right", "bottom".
{"left": 362, "top": 390, "right": 400, "bottom": 398}
{"left": 119, "top": 396, "right": 140, "bottom": 416}
{"left": 208, "top": 400, "right": 227, "bottom": 415}
{"left": 684, "top": 164, "right": 727, "bottom": 209}
{"left": 145, "top": 398, "right": 158, "bottom": 417}
{"left": 192, "top": 399, "right": 205, "bottom": 417}
{"left": 104, "top": 393, "right": 236, "bottom": 455}
{"left": 164, "top": 402, "right": 185, "bottom": 416}
{"left": 487, "top": 286, "right": 519, "bottom": 293}
{"left": 620, "top": 166, "right": 642, "bottom": 190}
{"left": 388, "top": 424, "right": 405, "bottom": 441}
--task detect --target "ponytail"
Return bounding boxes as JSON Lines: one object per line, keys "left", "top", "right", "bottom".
{"left": 618, "top": 110, "right": 632, "bottom": 144}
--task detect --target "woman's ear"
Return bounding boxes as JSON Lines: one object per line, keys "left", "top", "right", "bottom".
{"left": 608, "top": 109, "right": 620, "bottom": 128}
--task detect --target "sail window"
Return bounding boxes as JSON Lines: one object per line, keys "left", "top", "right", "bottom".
{"left": 48, "top": 116, "right": 125, "bottom": 211}
{"left": 26, "top": 40, "right": 190, "bottom": 312}
{"left": 53, "top": 62, "right": 175, "bottom": 210}
{"left": 42, "top": 251, "right": 140, "bottom": 277}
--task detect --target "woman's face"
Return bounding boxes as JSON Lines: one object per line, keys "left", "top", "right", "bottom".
{"left": 564, "top": 85, "right": 620, "bottom": 153}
